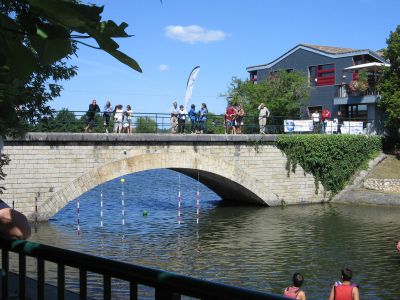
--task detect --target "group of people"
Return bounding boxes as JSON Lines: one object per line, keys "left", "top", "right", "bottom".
{"left": 224, "top": 102, "right": 271, "bottom": 134}
{"left": 311, "top": 109, "right": 344, "bottom": 134}
{"left": 170, "top": 101, "right": 208, "bottom": 134}
{"left": 84, "top": 100, "right": 133, "bottom": 133}
{"left": 284, "top": 269, "right": 359, "bottom": 300}
{"left": 224, "top": 103, "right": 246, "bottom": 134}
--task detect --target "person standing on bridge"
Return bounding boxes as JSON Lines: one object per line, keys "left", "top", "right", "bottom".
{"left": 170, "top": 101, "right": 179, "bottom": 133}
{"left": 84, "top": 99, "right": 100, "bottom": 132}
{"left": 103, "top": 100, "right": 113, "bottom": 133}
{"left": 0, "top": 200, "right": 31, "bottom": 240}
{"left": 258, "top": 103, "right": 270, "bottom": 134}
{"left": 113, "top": 104, "right": 124, "bottom": 133}
{"left": 197, "top": 103, "right": 208, "bottom": 134}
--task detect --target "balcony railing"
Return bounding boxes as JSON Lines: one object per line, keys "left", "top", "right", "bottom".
{"left": 334, "top": 83, "right": 380, "bottom": 98}
{"left": 0, "top": 237, "right": 286, "bottom": 299}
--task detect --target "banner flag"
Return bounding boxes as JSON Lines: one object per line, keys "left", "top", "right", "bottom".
{"left": 184, "top": 66, "right": 200, "bottom": 110}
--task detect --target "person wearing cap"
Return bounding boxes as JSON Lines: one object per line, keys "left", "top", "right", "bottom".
{"left": 258, "top": 103, "right": 270, "bottom": 134}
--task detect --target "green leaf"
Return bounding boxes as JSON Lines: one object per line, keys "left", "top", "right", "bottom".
{"left": 97, "top": 21, "right": 130, "bottom": 37}
{"left": 36, "top": 28, "right": 48, "bottom": 39}
{"left": 105, "top": 48, "right": 142, "bottom": 73}
{"left": 4, "top": 39, "right": 36, "bottom": 79}
{"left": 27, "top": 0, "right": 103, "bottom": 28}
{"left": 30, "top": 36, "right": 73, "bottom": 65}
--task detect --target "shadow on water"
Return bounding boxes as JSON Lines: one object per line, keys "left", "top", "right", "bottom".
{"left": 27, "top": 169, "right": 400, "bottom": 300}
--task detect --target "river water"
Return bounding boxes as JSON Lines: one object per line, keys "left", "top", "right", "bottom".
{"left": 26, "top": 169, "right": 399, "bottom": 299}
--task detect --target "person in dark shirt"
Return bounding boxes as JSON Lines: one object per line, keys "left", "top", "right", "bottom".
{"left": 84, "top": 99, "right": 100, "bottom": 132}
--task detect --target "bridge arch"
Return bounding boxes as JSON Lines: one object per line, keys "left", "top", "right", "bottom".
{"left": 38, "top": 152, "right": 274, "bottom": 220}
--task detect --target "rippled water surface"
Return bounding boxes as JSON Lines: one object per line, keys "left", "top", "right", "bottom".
{"left": 27, "top": 169, "right": 400, "bottom": 299}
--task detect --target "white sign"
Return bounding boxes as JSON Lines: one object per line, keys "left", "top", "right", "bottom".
{"left": 341, "top": 121, "right": 364, "bottom": 134}
{"left": 325, "top": 120, "right": 338, "bottom": 134}
{"left": 284, "top": 120, "right": 314, "bottom": 133}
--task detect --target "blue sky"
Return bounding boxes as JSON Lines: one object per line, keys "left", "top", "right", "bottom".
{"left": 52, "top": 0, "right": 400, "bottom": 114}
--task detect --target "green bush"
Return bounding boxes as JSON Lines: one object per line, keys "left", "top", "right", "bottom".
{"left": 276, "top": 134, "right": 382, "bottom": 196}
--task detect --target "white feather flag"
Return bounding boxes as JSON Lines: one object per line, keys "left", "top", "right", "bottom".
{"left": 184, "top": 66, "right": 200, "bottom": 110}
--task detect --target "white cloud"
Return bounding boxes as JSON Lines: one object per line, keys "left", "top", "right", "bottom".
{"left": 159, "top": 64, "right": 169, "bottom": 72}
{"left": 165, "top": 25, "right": 227, "bottom": 44}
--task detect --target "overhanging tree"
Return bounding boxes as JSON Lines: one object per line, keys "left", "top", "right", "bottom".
{"left": 1, "top": 0, "right": 142, "bottom": 138}
{"left": 379, "top": 25, "right": 400, "bottom": 137}
{"left": 0, "top": 0, "right": 142, "bottom": 192}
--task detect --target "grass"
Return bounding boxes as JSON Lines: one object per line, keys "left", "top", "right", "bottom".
{"left": 366, "top": 155, "right": 400, "bottom": 179}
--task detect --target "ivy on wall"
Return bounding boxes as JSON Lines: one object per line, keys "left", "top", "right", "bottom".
{"left": 275, "top": 135, "right": 382, "bottom": 196}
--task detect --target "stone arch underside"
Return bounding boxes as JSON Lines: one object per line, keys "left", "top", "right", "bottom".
{"left": 36, "top": 152, "right": 272, "bottom": 221}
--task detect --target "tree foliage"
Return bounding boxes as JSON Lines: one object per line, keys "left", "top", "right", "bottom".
{"left": 0, "top": 0, "right": 141, "bottom": 138}
{"left": 135, "top": 117, "right": 157, "bottom": 133}
{"left": 378, "top": 25, "right": 400, "bottom": 136}
{"left": 223, "top": 70, "right": 310, "bottom": 120}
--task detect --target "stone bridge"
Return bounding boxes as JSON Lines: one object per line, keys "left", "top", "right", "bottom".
{"left": 1, "top": 133, "right": 325, "bottom": 221}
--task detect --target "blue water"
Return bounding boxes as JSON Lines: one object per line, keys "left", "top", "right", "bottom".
{"left": 29, "top": 169, "right": 400, "bottom": 299}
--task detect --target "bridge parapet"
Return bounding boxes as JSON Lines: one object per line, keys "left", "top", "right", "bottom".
{"left": 2, "top": 133, "right": 325, "bottom": 220}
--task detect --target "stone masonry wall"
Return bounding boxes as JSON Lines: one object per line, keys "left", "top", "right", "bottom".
{"left": 1, "top": 133, "right": 325, "bottom": 220}
{"left": 364, "top": 179, "right": 400, "bottom": 193}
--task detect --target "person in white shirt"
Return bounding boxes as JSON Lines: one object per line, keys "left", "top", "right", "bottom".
{"left": 113, "top": 105, "right": 124, "bottom": 133}
{"left": 170, "top": 101, "right": 179, "bottom": 133}
{"left": 177, "top": 105, "right": 187, "bottom": 134}
{"left": 311, "top": 110, "right": 321, "bottom": 133}
{"left": 258, "top": 103, "right": 270, "bottom": 134}
{"left": 124, "top": 105, "right": 133, "bottom": 133}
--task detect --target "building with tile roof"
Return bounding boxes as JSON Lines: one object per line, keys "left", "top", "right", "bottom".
{"left": 246, "top": 44, "right": 389, "bottom": 134}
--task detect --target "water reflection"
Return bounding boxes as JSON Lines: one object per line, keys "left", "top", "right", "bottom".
{"left": 27, "top": 169, "right": 400, "bottom": 299}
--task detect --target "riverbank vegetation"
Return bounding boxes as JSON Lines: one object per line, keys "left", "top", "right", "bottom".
{"left": 276, "top": 134, "right": 382, "bottom": 196}
{"left": 366, "top": 155, "right": 400, "bottom": 179}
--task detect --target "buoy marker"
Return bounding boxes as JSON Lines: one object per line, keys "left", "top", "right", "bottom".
{"left": 178, "top": 174, "right": 181, "bottom": 224}
{"left": 121, "top": 178, "right": 125, "bottom": 225}
{"left": 77, "top": 198, "right": 80, "bottom": 235}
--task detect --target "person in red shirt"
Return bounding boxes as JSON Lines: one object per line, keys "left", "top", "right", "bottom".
{"left": 224, "top": 105, "right": 237, "bottom": 134}
{"left": 328, "top": 268, "right": 359, "bottom": 300}
{"left": 321, "top": 108, "right": 331, "bottom": 133}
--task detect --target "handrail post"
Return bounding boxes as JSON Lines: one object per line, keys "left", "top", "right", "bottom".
{"left": 130, "top": 281, "right": 138, "bottom": 300}
{"left": 58, "top": 263, "right": 65, "bottom": 300}
{"left": 104, "top": 274, "right": 111, "bottom": 300}
{"left": 80, "top": 268, "right": 87, "bottom": 300}
{"left": 19, "top": 253, "right": 26, "bottom": 299}
{"left": 37, "top": 258, "right": 45, "bottom": 300}
{"left": 1, "top": 249, "right": 9, "bottom": 300}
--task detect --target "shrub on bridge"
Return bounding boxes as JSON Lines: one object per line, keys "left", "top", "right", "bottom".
{"left": 276, "top": 134, "right": 382, "bottom": 196}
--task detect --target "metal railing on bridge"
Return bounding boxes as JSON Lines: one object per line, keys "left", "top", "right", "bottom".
{"left": 26, "top": 110, "right": 288, "bottom": 134}
{"left": 0, "top": 237, "right": 287, "bottom": 300}
{"left": 24, "top": 110, "right": 383, "bottom": 135}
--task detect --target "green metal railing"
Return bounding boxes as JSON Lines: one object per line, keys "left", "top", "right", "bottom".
{"left": 26, "top": 111, "right": 287, "bottom": 134}
{"left": 24, "top": 110, "right": 383, "bottom": 135}
{"left": 1, "top": 237, "right": 287, "bottom": 299}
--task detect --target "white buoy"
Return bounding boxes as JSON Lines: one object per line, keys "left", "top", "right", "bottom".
{"left": 178, "top": 174, "right": 181, "bottom": 224}
{"left": 196, "top": 173, "right": 200, "bottom": 224}
{"left": 121, "top": 178, "right": 125, "bottom": 225}
{"left": 100, "top": 186, "right": 103, "bottom": 227}
{"left": 77, "top": 198, "right": 80, "bottom": 235}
